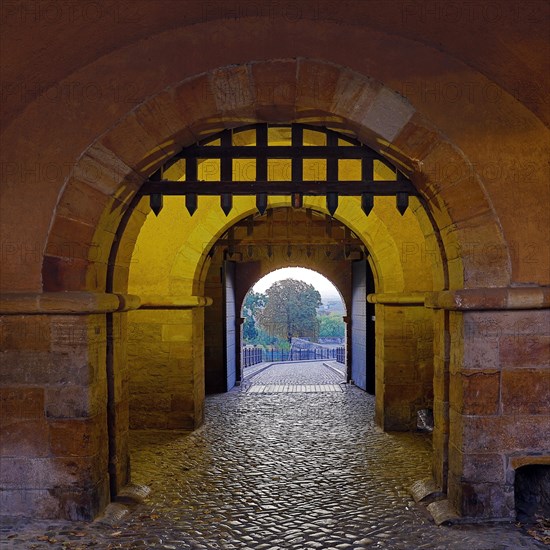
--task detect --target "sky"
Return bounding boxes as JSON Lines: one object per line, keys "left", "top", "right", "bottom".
{"left": 252, "top": 267, "right": 341, "bottom": 302}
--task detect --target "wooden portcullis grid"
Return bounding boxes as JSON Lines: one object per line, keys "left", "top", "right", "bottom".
{"left": 141, "top": 123, "right": 419, "bottom": 217}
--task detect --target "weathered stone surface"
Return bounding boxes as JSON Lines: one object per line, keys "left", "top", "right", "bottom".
{"left": 427, "top": 287, "right": 550, "bottom": 311}
{"left": 449, "top": 371, "right": 500, "bottom": 416}
{"left": 252, "top": 60, "right": 297, "bottom": 121}
{"left": 0, "top": 387, "right": 44, "bottom": 419}
{"left": 450, "top": 411, "right": 550, "bottom": 455}
{"left": 448, "top": 473, "right": 516, "bottom": 520}
{"left": 0, "top": 418, "right": 50, "bottom": 457}
{"left": 501, "top": 369, "right": 550, "bottom": 414}
{"left": 500, "top": 335, "right": 550, "bottom": 369}
{"left": 99, "top": 111, "right": 173, "bottom": 176}
{"left": 210, "top": 64, "right": 255, "bottom": 118}
{"left": 45, "top": 383, "right": 106, "bottom": 419}
{"left": 48, "top": 415, "right": 108, "bottom": 458}
{"left": 426, "top": 499, "right": 460, "bottom": 525}
{"left": 133, "top": 89, "right": 193, "bottom": 149}
{"left": 449, "top": 445, "right": 506, "bottom": 484}
{"left": 41, "top": 256, "right": 91, "bottom": 292}
{"left": 0, "top": 316, "right": 51, "bottom": 351}
{"left": 361, "top": 87, "right": 416, "bottom": 142}
{"left": 393, "top": 112, "right": 440, "bottom": 166}
{"left": 0, "top": 292, "right": 138, "bottom": 315}
{"left": 173, "top": 74, "right": 220, "bottom": 135}
{"left": 296, "top": 59, "right": 342, "bottom": 114}
{"left": 410, "top": 477, "right": 442, "bottom": 503}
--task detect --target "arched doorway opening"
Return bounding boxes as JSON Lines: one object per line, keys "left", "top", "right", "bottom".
{"left": 199, "top": 195, "right": 382, "bottom": 396}
{"left": 200, "top": 205, "right": 367, "bottom": 394}
{"left": 240, "top": 267, "right": 348, "bottom": 387}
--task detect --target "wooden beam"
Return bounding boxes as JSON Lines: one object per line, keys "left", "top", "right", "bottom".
{"left": 173, "top": 145, "right": 382, "bottom": 160}
{"left": 141, "top": 180, "right": 419, "bottom": 196}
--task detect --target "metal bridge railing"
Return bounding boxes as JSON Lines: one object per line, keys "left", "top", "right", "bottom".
{"left": 242, "top": 346, "right": 346, "bottom": 365}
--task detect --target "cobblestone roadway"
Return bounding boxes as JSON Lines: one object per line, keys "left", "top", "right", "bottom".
{"left": 247, "top": 361, "right": 345, "bottom": 385}
{"left": 2, "top": 383, "right": 542, "bottom": 549}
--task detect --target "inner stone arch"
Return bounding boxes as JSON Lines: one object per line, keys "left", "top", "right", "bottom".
{"left": 122, "top": 114, "right": 438, "bottom": 429}
{"left": 124, "top": 116, "right": 439, "bottom": 428}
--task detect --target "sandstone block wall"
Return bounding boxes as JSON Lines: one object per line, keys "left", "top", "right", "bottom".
{"left": 447, "top": 309, "right": 550, "bottom": 519}
{"left": 0, "top": 314, "right": 109, "bottom": 519}
{"left": 375, "top": 304, "right": 435, "bottom": 430}
{"left": 127, "top": 309, "right": 204, "bottom": 429}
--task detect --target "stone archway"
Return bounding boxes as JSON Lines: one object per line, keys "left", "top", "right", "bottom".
{"left": 201, "top": 208, "right": 361, "bottom": 395}
{"left": 64, "top": 65, "right": 504, "bottom": 521}
{"left": 3, "top": 58, "right": 546, "bottom": 523}
{"left": 39, "top": 61, "right": 506, "bottom": 519}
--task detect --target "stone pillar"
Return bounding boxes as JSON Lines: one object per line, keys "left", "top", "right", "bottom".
{"left": 109, "top": 311, "right": 130, "bottom": 494}
{"left": 191, "top": 306, "right": 206, "bottom": 425}
{"left": 370, "top": 294, "right": 434, "bottom": 431}
{"left": 204, "top": 266, "right": 226, "bottom": 394}
{"left": 428, "top": 287, "right": 550, "bottom": 520}
{"left": 127, "top": 296, "right": 211, "bottom": 429}
{"left": 0, "top": 292, "right": 139, "bottom": 520}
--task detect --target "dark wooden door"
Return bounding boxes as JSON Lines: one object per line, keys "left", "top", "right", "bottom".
{"left": 351, "top": 260, "right": 368, "bottom": 391}
{"left": 351, "top": 260, "right": 375, "bottom": 393}
{"left": 223, "top": 260, "right": 237, "bottom": 391}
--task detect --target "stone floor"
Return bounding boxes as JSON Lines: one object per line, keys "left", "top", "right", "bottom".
{"left": 244, "top": 360, "right": 345, "bottom": 393}
{"left": 1, "top": 361, "right": 544, "bottom": 549}
{"left": 244, "top": 361, "right": 346, "bottom": 386}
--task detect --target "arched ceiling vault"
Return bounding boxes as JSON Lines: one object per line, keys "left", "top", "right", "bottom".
{"left": 2, "top": 2, "right": 549, "bottom": 127}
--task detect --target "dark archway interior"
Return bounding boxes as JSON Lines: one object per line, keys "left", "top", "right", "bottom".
{"left": 515, "top": 465, "right": 550, "bottom": 523}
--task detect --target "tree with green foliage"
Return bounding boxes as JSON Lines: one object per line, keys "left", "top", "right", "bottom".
{"left": 258, "top": 279, "right": 322, "bottom": 341}
{"left": 318, "top": 313, "right": 345, "bottom": 338}
{"left": 242, "top": 291, "right": 266, "bottom": 342}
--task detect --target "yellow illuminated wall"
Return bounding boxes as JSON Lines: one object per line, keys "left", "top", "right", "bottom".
{"left": 127, "top": 126, "right": 442, "bottom": 430}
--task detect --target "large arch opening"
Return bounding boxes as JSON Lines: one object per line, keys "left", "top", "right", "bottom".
{"left": 126, "top": 122, "right": 437, "bottom": 400}
{"left": 109, "top": 115, "right": 445, "bottom": 514}
{"left": 14, "top": 56, "right": 540, "bottom": 524}
{"left": 198, "top": 198, "right": 373, "bottom": 397}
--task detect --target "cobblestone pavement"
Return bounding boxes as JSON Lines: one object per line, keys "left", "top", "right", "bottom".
{"left": 247, "top": 383, "right": 343, "bottom": 393}
{"left": 242, "top": 362, "right": 274, "bottom": 379}
{"left": 246, "top": 361, "right": 345, "bottom": 386}
{"left": 1, "top": 385, "right": 543, "bottom": 549}
{"left": 323, "top": 361, "right": 347, "bottom": 378}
